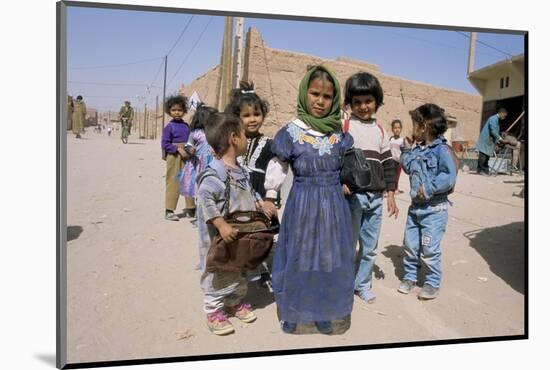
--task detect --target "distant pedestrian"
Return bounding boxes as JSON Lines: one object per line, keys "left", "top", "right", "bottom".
{"left": 389, "top": 119, "right": 405, "bottom": 193}
{"left": 67, "top": 96, "right": 74, "bottom": 131}
{"left": 72, "top": 95, "right": 86, "bottom": 139}
{"left": 118, "top": 101, "right": 135, "bottom": 135}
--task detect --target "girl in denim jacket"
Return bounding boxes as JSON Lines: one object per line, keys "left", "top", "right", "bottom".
{"left": 397, "top": 103, "right": 457, "bottom": 300}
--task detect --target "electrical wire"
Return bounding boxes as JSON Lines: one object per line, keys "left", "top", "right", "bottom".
{"left": 147, "top": 59, "right": 165, "bottom": 91}
{"left": 68, "top": 81, "right": 161, "bottom": 88}
{"left": 165, "top": 15, "right": 195, "bottom": 56}
{"left": 455, "top": 31, "right": 514, "bottom": 57}
{"left": 69, "top": 57, "right": 162, "bottom": 70}
{"left": 167, "top": 16, "right": 214, "bottom": 88}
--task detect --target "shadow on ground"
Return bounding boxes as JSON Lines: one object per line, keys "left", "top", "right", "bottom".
{"left": 244, "top": 245, "right": 276, "bottom": 310}
{"left": 382, "top": 244, "right": 433, "bottom": 286}
{"left": 464, "top": 221, "right": 525, "bottom": 294}
{"left": 381, "top": 244, "right": 405, "bottom": 282}
{"left": 67, "top": 225, "right": 84, "bottom": 242}
{"left": 277, "top": 315, "right": 351, "bottom": 335}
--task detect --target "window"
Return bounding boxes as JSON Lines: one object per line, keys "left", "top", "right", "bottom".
{"left": 505, "top": 76, "right": 510, "bottom": 87}
{"left": 500, "top": 78, "right": 504, "bottom": 89}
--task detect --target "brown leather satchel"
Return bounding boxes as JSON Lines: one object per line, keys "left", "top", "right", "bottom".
{"left": 205, "top": 173, "right": 277, "bottom": 273}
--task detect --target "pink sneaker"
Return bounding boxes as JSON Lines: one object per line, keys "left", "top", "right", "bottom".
{"left": 226, "top": 302, "right": 257, "bottom": 323}
{"left": 206, "top": 311, "right": 234, "bottom": 335}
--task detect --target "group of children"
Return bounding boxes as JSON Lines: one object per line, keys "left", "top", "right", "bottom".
{"left": 160, "top": 65, "right": 457, "bottom": 336}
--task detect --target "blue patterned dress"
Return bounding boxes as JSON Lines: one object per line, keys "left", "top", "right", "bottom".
{"left": 271, "top": 121, "right": 355, "bottom": 323}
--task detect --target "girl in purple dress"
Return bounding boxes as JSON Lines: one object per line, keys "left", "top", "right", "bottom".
{"left": 179, "top": 104, "right": 217, "bottom": 209}
{"left": 264, "top": 65, "right": 355, "bottom": 335}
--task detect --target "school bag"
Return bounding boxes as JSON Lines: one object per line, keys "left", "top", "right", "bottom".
{"left": 203, "top": 171, "right": 278, "bottom": 273}
{"left": 340, "top": 114, "right": 384, "bottom": 193}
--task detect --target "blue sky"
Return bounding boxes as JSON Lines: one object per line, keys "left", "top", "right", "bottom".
{"left": 67, "top": 6, "right": 525, "bottom": 112}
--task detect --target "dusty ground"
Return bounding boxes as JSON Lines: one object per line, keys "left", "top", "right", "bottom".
{"left": 66, "top": 131, "right": 525, "bottom": 364}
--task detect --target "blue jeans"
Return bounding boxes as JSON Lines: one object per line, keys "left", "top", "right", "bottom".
{"left": 348, "top": 192, "right": 383, "bottom": 294}
{"left": 403, "top": 202, "right": 449, "bottom": 288}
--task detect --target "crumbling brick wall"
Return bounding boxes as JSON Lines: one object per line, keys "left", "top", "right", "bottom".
{"left": 182, "top": 27, "right": 482, "bottom": 142}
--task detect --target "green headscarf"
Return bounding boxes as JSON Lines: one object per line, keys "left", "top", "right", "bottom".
{"left": 296, "top": 65, "right": 342, "bottom": 134}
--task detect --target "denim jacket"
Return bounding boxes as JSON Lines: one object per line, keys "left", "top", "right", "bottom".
{"left": 401, "top": 137, "right": 457, "bottom": 205}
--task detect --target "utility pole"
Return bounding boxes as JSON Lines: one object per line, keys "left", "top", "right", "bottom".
{"left": 233, "top": 17, "right": 244, "bottom": 88}
{"left": 162, "top": 54, "right": 168, "bottom": 127}
{"left": 155, "top": 95, "right": 159, "bottom": 140}
{"left": 215, "top": 21, "right": 225, "bottom": 111}
{"left": 468, "top": 32, "right": 477, "bottom": 76}
{"left": 144, "top": 103, "right": 148, "bottom": 139}
{"left": 216, "top": 17, "right": 234, "bottom": 110}
{"left": 223, "top": 17, "right": 234, "bottom": 107}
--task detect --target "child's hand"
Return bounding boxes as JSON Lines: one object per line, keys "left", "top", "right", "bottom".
{"left": 184, "top": 145, "right": 196, "bottom": 156}
{"left": 342, "top": 184, "right": 351, "bottom": 195}
{"left": 218, "top": 222, "right": 238, "bottom": 243}
{"left": 260, "top": 200, "right": 278, "bottom": 219}
{"left": 177, "top": 147, "right": 188, "bottom": 158}
{"left": 416, "top": 186, "right": 426, "bottom": 201}
{"left": 386, "top": 191, "right": 399, "bottom": 219}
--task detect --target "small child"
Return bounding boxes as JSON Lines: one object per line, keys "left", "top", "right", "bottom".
{"left": 398, "top": 103, "right": 457, "bottom": 300}
{"left": 196, "top": 112, "right": 277, "bottom": 335}
{"left": 389, "top": 119, "right": 404, "bottom": 194}
{"left": 161, "top": 94, "right": 192, "bottom": 221}
{"left": 225, "top": 81, "right": 274, "bottom": 200}
{"left": 225, "top": 81, "right": 279, "bottom": 282}
{"left": 342, "top": 72, "right": 399, "bottom": 304}
{"left": 179, "top": 104, "right": 217, "bottom": 215}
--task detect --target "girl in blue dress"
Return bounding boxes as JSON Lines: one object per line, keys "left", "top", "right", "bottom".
{"left": 264, "top": 65, "right": 355, "bottom": 334}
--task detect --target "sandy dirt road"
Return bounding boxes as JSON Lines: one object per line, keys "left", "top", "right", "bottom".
{"left": 66, "top": 131, "right": 524, "bottom": 364}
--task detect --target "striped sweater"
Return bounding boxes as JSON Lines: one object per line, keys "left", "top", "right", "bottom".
{"left": 347, "top": 117, "right": 396, "bottom": 192}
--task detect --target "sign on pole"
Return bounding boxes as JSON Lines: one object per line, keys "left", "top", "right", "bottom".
{"left": 188, "top": 91, "right": 202, "bottom": 112}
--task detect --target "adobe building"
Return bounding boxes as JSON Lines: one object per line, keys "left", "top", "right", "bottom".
{"left": 467, "top": 54, "right": 525, "bottom": 137}
{"left": 181, "top": 27, "right": 483, "bottom": 142}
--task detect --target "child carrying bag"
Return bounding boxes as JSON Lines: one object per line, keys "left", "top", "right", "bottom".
{"left": 205, "top": 173, "right": 277, "bottom": 273}
{"left": 340, "top": 114, "right": 374, "bottom": 193}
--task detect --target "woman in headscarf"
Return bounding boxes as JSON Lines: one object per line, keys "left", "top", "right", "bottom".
{"left": 263, "top": 65, "right": 355, "bottom": 335}
{"left": 72, "top": 95, "right": 87, "bottom": 138}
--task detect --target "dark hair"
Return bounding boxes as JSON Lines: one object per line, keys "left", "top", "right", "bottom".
{"left": 76, "top": 95, "right": 83, "bottom": 100}
{"left": 409, "top": 103, "right": 448, "bottom": 137}
{"left": 498, "top": 107, "right": 508, "bottom": 114}
{"left": 391, "top": 119, "right": 402, "bottom": 128}
{"left": 205, "top": 112, "right": 242, "bottom": 156}
{"left": 190, "top": 104, "right": 218, "bottom": 131}
{"left": 225, "top": 81, "right": 269, "bottom": 117}
{"left": 164, "top": 94, "right": 189, "bottom": 114}
{"left": 344, "top": 72, "right": 384, "bottom": 110}
{"left": 308, "top": 67, "right": 336, "bottom": 90}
